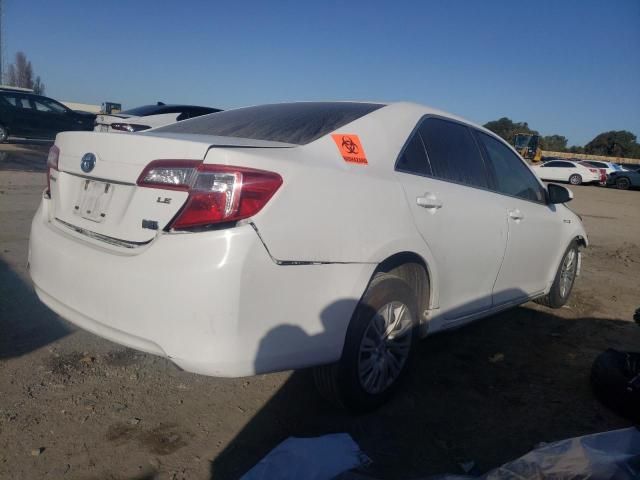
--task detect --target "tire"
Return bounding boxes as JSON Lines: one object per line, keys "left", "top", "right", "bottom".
{"left": 313, "top": 274, "right": 419, "bottom": 411}
{"left": 616, "top": 177, "right": 631, "bottom": 190}
{"left": 591, "top": 349, "right": 640, "bottom": 423}
{"left": 0, "top": 125, "right": 7, "bottom": 143}
{"left": 569, "top": 174, "right": 582, "bottom": 185}
{"left": 535, "top": 240, "right": 579, "bottom": 308}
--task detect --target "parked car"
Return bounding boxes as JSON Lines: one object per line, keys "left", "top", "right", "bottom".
{"left": 29, "top": 102, "right": 587, "bottom": 410}
{"left": 531, "top": 160, "right": 600, "bottom": 185}
{"left": 94, "top": 103, "right": 221, "bottom": 133}
{"left": 578, "top": 161, "right": 607, "bottom": 185}
{"left": 606, "top": 168, "right": 640, "bottom": 190}
{"left": 0, "top": 88, "right": 95, "bottom": 142}
{"left": 579, "top": 160, "right": 626, "bottom": 176}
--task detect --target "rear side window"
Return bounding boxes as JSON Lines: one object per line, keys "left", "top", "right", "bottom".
{"left": 419, "top": 118, "right": 489, "bottom": 188}
{"left": 153, "top": 102, "right": 384, "bottom": 145}
{"left": 477, "top": 132, "right": 546, "bottom": 203}
{"left": 396, "top": 130, "right": 431, "bottom": 176}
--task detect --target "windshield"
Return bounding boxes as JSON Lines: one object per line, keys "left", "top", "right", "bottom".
{"left": 153, "top": 102, "right": 384, "bottom": 145}
{"left": 514, "top": 135, "right": 531, "bottom": 149}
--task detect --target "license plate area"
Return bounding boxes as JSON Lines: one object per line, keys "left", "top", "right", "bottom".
{"left": 73, "top": 179, "right": 114, "bottom": 223}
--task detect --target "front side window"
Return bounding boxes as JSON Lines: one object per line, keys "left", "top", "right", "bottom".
{"left": 419, "top": 118, "right": 489, "bottom": 188}
{"left": 32, "top": 99, "right": 54, "bottom": 112}
{"left": 395, "top": 129, "right": 431, "bottom": 176}
{"left": 31, "top": 98, "right": 67, "bottom": 113}
{"left": 477, "top": 132, "right": 546, "bottom": 203}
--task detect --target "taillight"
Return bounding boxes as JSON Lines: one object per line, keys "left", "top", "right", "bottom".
{"left": 46, "top": 145, "right": 60, "bottom": 197}
{"left": 588, "top": 168, "right": 598, "bottom": 174}
{"left": 137, "top": 161, "right": 282, "bottom": 229}
{"left": 110, "top": 123, "right": 150, "bottom": 132}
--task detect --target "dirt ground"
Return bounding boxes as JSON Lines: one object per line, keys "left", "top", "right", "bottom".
{"left": 1, "top": 144, "right": 639, "bottom": 480}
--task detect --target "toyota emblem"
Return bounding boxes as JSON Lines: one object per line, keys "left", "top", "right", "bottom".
{"left": 81, "top": 153, "right": 96, "bottom": 173}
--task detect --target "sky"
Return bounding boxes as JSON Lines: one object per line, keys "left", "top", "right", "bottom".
{"left": 4, "top": 0, "right": 639, "bottom": 146}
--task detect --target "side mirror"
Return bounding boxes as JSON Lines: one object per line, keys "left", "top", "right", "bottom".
{"left": 548, "top": 183, "right": 573, "bottom": 204}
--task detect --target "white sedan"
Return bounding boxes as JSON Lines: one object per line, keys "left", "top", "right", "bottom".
{"left": 532, "top": 159, "right": 600, "bottom": 185}
{"left": 94, "top": 103, "right": 221, "bottom": 133}
{"left": 29, "top": 102, "right": 587, "bottom": 410}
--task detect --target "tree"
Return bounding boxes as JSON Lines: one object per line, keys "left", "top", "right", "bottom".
{"left": 540, "top": 135, "right": 568, "bottom": 152}
{"left": 5, "top": 51, "right": 45, "bottom": 94}
{"left": 567, "top": 145, "right": 584, "bottom": 154}
{"left": 33, "top": 76, "right": 45, "bottom": 95}
{"left": 584, "top": 131, "right": 640, "bottom": 158}
{"left": 483, "top": 117, "right": 539, "bottom": 145}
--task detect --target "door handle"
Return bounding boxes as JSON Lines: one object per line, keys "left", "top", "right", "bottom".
{"left": 416, "top": 193, "right": 442, "bottom": 209}
{"left": 508, "top": 209, "right": 524, "bottom": 221}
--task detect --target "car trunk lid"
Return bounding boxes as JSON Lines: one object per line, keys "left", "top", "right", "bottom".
{"left": 50, "top": 131, "right": 292, "bottom": 245}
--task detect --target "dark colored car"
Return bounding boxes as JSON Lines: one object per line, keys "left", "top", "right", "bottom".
{"left": 606, "top": 168, "right": 640, "bottom": 190}
{"left": 94, "top": 103, "right": 222, "bottom": 132}
{"left": 0, "top": 89, "right": 95, "bottom": 142}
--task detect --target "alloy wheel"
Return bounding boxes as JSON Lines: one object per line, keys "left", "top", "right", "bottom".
{"left": 358, "top": 301, "right": 413, "bottom": 394}
{"left": 559, "top": 249, "right": 577, "bottom": 298}
{"left": 616, "top": 178, "right": 630, "bottom": 190}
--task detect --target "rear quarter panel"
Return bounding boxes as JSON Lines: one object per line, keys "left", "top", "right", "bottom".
{"left": 204, "top": 104, "right": 431, "bottom": 265}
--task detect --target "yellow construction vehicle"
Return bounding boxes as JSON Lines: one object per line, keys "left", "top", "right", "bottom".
{"left": 513, "top": 133, "right": 543, "bottom": 162}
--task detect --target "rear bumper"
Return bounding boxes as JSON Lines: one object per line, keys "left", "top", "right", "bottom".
{"left": 29, "top": 198, "right": 375, "bottom": 376}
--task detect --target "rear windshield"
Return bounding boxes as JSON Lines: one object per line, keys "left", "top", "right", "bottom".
{"left": 152, "top": 102, "right": 384, "bottom": 145}
{"left": 120, "top": 105, "right": 166, "bottom": 116}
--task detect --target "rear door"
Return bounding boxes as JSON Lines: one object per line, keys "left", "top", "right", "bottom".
{"left": 397, "top": 117, "right": 508, "bottom": 319}
{"left": 1, "top": 94, "right": 38, "bottom": 137}
{"left": 475, "top": 131, "right": 564, "bottom": 303}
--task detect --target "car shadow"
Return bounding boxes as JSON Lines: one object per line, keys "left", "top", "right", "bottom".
{"left": 0, "top": 257, "right": 69, "bottom": 358}
{"left": 210, "top": 298, "right": 639, "bottom": 479}
{"left": 0, "top": 146, "right": 49, "bottom": 172}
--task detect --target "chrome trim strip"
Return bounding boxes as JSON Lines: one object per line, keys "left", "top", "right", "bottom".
{"left": 55, "top": 218, "right": 151, "bottom": 249}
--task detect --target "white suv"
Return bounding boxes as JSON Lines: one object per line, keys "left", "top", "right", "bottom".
{"left": 29, "top": 102, "right": 587, "bottom": 410}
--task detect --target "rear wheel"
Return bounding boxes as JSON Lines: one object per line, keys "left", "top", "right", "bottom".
{"left": 535, "top": 240, "right": 579, "bottom": 308}
{"left": 313, "top": 274, "right": 419, "bottom": 411}
{"left": 0, "top": 125, "right": 8, "bottom": 143}
{"left": 616, "top": 177, "right": 631, "bottom": 190}
{"left": 569, "top": 174, "right": 582, "bottom": 185}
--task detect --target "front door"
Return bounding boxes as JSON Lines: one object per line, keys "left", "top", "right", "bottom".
{"left": 474, "top": 131, "right": 564, "bottom": 304}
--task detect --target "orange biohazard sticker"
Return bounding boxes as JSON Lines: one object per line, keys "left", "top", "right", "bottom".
{"left": 331, "top": 134, "right": 368, "bottom": 165}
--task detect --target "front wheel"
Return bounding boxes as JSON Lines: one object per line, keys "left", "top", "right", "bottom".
{"left": 616, "top": 177, "right": 631, "bottom": 190}
{"left": 569, "top": 174, "right": 582, "bottom": 185}
{"left": 313, "top": 274, "right": 419, "bottom": 411}
{"left": 0, "top": 125, "right": 8, "bottom": 143}
{"left": 535, "top": 240, "right": 579, "bottom": 308}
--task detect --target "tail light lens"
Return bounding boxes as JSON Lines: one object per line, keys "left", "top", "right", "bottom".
{"left": 46, "top": 145, "right": 60, "bottom": 196}
{"left": 588, "top": 168, "right": 598, "bottom": 174}
{"left": 110, "top": 123, "right": 150, "bottom": 132}
{"left": 137, "top": 161, "right": 282, "bottom": 229}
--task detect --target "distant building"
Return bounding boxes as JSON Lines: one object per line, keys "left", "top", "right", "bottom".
{"left": 62, "top": 101, "right": 101, "bottom": 114}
